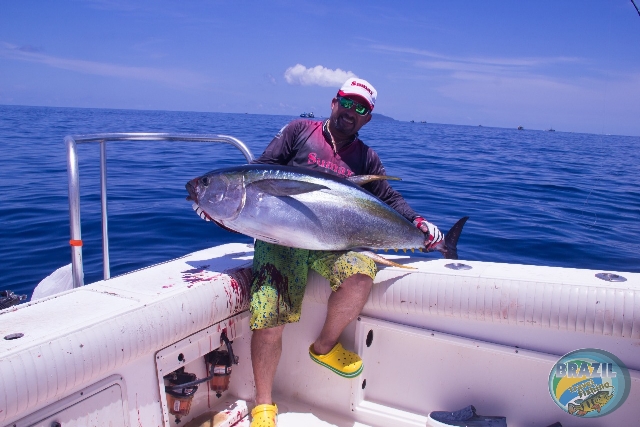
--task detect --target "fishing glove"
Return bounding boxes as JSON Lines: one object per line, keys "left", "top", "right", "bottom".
{"left": 413, "top": 217, "right": 443, "bottom": 250}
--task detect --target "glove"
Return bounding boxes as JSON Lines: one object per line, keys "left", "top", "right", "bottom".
{"left": 413, "top": 217, "right": 443, "bottom": 250}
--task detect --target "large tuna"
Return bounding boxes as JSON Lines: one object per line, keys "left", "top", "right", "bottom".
{"left": 186, "top": 165, "right": 468, "bottom": 259}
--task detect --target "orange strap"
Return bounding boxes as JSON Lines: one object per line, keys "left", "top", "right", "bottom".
{"left": 69, "top": 239, "right": 83, "bottom": 247}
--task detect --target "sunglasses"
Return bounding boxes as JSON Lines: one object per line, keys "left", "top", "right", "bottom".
{"left": 337, "top": 96, "right": 370, "bottom": 116}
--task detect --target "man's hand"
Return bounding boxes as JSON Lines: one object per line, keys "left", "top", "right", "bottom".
{"left": 413, "top": 217, "right": 444, "bottom": 250}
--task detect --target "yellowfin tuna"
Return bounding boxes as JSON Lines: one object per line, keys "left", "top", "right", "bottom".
{"left": 186, "top": 165, "right": 468, "bottom": 259}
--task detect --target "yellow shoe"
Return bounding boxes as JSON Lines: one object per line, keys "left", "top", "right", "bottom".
{"left": 250, "top": 403, "right": 278, "bottom": 427}
{"left": 309, "top": 343, "right": 363, "bottom": 378}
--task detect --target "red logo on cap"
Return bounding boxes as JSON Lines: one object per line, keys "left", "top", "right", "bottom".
{"left": 351, "top": 81, "right": 373, "bottom": 96}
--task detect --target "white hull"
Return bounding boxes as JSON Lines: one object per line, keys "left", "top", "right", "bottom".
{"left": 1, "top": 243, "right": 639, "bottom": 427}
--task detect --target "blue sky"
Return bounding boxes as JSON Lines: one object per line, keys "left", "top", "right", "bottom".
{"left": 1, "top": 1, "right": 639, "bottom": 136}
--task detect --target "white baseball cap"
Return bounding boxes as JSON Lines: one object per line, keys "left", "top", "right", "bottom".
{"left": 338, "top": 78, "right": 377, "bottom": 110}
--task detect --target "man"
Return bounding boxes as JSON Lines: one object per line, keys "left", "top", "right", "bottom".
{"left": 248, "top": 78, "right": 443, "bottom": 427}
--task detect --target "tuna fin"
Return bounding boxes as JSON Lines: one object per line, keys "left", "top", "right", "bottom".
{"left": 359, "top": 251, "right": 417, "bottom": 270}
{"left": 434, "top": 216, "right": 469, "bottom": 260}
{"left": 248, "top": 179, "right": 329, "bottom": 196}
{"left": 348, "top": 175, "right": 401, "bottom": 186}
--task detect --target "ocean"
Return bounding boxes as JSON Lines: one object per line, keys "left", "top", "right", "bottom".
{"left": 1, "top": 105, "right": 639, "bottom": 298}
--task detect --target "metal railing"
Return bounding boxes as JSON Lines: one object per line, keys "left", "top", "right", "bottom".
{"left": 65, "top": 133, "right": 255, "bottom": 288}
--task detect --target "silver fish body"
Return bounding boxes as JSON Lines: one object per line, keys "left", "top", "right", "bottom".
{"left": 186, "top": 165, "right": 467, "bottom": 258}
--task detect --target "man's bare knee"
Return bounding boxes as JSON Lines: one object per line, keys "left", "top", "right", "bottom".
{"left": 252, "top": 324, "right": 285, "bottom": 344}
{"left": 339, "top": 273, "right": 373, "bottom": 292}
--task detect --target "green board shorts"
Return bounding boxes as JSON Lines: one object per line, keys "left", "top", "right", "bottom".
{"left": 249, "top": 240, "right": 377, "bottom": 330}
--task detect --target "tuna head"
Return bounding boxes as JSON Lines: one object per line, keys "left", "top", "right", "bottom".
{"left": 185, "top": 170, "right": 245, "bottom": 221}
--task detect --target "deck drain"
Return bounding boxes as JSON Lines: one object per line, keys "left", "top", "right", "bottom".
{"left": 445, "top": 263, "right": 472, "bottom": 270}
{"left": 595, "top": 273, "right": 627, "bottom": 282}
{"left": 4, "top": 333, "right": 24, "bottom": 340}
{"left": 366, "top": 330, "right": 373, "bottom": 347}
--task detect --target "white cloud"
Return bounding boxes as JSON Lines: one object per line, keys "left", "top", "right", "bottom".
{"left": 284, "top": 64, "right": 357, "bottom": 87}
{"left": 0, "top": 41, "right": 207, "bottom": 87}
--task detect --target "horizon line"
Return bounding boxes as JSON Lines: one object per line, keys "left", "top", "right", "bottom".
{"left": 0, "top": 102, "right": 637, "bottom": 138}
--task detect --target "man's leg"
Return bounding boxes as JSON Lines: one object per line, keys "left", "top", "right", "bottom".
{"left": 312, "top": 273, "right": 373, "bottom": 355}
{"left": 250, "top": 241, "right": 310, "bottom": 405}
{"left": 251, "top": 324, "right": 285, "bottom": 405}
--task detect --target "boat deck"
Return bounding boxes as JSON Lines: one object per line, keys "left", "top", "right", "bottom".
{"left": 2, "top": 243, "right": 640, "bottom": 426}
{"left": 184, "top": 393, "right": 376, "bottom": 427}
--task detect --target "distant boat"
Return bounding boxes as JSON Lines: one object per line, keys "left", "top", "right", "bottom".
{"left": 420, "top": 121, "right": 426, "bottom": 124}
{"left": 300, "top": 112, "right": 315, "bottom": 118}
{"left": 546, "top": 127, "right": 555, "bottom": 132}
{"left": 517, "top": 126, "right": 524, "bottom": 130}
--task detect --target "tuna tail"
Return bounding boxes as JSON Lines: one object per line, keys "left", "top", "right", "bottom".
{"left": 435, "top": 216, "right": 469, "bottom": 260}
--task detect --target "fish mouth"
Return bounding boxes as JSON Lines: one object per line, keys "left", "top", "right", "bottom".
{"left": 185, "top": 179, "right": 199, "bottom": 202}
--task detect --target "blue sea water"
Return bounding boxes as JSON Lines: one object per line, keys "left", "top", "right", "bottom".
{"left": 1, "top": 105, "right": 639, "bottom": 298}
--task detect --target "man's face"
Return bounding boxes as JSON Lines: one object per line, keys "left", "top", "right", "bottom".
{"left": 330, "top": 96, "right": 372, "bottom": 137}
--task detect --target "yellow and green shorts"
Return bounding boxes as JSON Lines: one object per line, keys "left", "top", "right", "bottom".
{"left": 249, "top": 240, "right": 377, "bottom": 330}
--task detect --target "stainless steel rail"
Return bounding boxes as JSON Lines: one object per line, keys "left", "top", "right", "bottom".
{"left": 65, "top": 133, "right": 255, "bottom": 288}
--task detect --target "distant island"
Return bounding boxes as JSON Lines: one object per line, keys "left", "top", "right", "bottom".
{"left": 371, "top": 113, "right": 396, "bottom": 121}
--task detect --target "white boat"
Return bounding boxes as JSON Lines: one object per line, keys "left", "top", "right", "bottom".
{"left": 1, "top": 133, "right": 638, "bottom": 427}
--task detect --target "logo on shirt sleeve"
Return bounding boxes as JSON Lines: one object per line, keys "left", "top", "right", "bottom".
{"left": 275, "top": 124, "right": 288, "bottom": 139}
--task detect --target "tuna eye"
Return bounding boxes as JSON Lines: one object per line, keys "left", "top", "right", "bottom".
{"left": 201, "top": 176, "right": 210, "bottom": 187}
